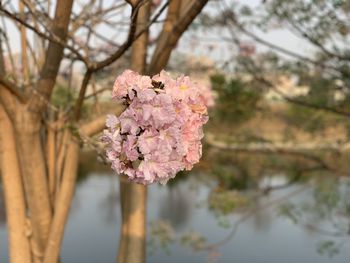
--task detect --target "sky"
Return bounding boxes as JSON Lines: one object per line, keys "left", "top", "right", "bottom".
{"left": 177, "top": 0, "right": 317, "bottom": 66}
{"left": 0, "top": 0, "right": 317, "bottom": 70}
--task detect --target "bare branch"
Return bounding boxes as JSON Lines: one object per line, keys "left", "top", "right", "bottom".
{"left": 84, "top": 87, "right": 110, "bottom": 100}
{"left": 29, "top": 0, "right": 74, "bottom": 110}
{"left": 272, "top": 7, "right": 350, "bottom": 61}
{"left": 73, "top": 0, "right": 169, "bottom": 120}
{"left": 149, "top": 0, "right": 181, "bottom": 74}
{"left": 0, "top": 6, "right": 87, "bottom": 64}
{"left": 0, "top": 17, "right": 17, "bottom": 82}
{"left": 74, "top": 69, "right": 93, "bottom": 120}
{"left": 92, "top": 0, "right": 144, "bottom": 71}
{"left": 258, "top": 75, "right": 350, "bottom": 118}
{"left": 149, "top": 0, "right": 209, "bottom": 74}
{"left": 229, "top": 16, "right": 341, "bottom": 74}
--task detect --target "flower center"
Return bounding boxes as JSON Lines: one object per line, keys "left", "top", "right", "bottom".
{"left": 179, "top": 85, "right": 188, "bottom": 91}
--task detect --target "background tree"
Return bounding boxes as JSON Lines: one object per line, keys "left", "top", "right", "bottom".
{"left": 196, "top": 0, "right": 350, "bottom": 119}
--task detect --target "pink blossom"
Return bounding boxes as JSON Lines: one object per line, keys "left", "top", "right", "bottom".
{"left": 198, "top": 83, "right": 216, "bottom": 108}
{"left": 106, "top": 115, "right": 120, "bottom": 128}
{"left": 119, "top": 108, "right": 140, "bottom": 135}
{"left": 112, "top": 70, "right": 138, "bottom": 99}
{"left": 123, "top": 135, "right": 139, "bottom": 161}
{"left": 136, "top": 87, "right": 156, "bottom": 102}
{"left": 138, "top": 128, "right": 159, "bottom": 154}
{"left": 183, "top": 141, "right": 202, "bottom": 170}
{"left": 102, "top": 70, "right": 212, "bottom": 184}
{"left": 150, "top": 94, "right": 176, "bottom": 128}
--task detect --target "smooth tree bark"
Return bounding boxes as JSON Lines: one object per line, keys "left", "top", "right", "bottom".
{"left": 43, "top": 109, "right": 122, "bottom": 263}
{"left": 0, "top": 106, "right": 31, "bottom": 263}
{"left": 42, "top": 134, "right": 80, "bottom": 263}
{"left": 149, "top": 0, "right": 209, "bottom": 75}
{"left": 14, "top": 109, "right": 53, "bottom": 262}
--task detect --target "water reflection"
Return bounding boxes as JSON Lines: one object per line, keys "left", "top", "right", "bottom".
{"left": 0, "top": 185, "right": 6, "bottom": 227}
{"left": 158, "top": 185, "right": 193, "bottom": 229}
{"left": 98, "top": 177, "right": 120, "bottom": 224}
{"left": 0, "top": 150, "right": 350, "bottom": 262}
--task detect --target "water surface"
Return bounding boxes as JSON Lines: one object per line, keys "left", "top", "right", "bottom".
{"left": 1, "top": 155, "right": 350, "bottom": 262}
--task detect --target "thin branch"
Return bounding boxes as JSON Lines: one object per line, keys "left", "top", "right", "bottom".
{"left": 73, "top": 0, "right": 169, "bottom": 120}
{"left": 0, "top": 17, "right": 17, "bottom": 82}
{"left": 0, "top": 6, "right": 87, "bottom": 64}
{"left": 92, "top": 0, "right": 148, "bottom": 71}
{"left": 257, "top": 74, "right": 350, "bottom": 118}
{"left": 73, "top": 0, "right": 142, "bottom": 119}
{"left": 74, "top": 69, "right": 93, "bottom": 120}
{"left": 199, "top": 185, "right": 310, "bottom": 251}
{"left": 274, "top": 7, "right": 350, "bottom": 61}
{"left": 229, "top": 17, "right": 341, "bottom": 74}
{"left": 84, "top": 87, "right": 110, "bottom": 100}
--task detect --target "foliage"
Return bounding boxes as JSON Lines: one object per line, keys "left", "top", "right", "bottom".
{"left": 208, "top": 190, "right": 248, "bottom": 215}
{"left": 180, "top": 231, "right": 206, "bottom": 250}
{"left": 317, "top": 240, "right": 341, "bottom": 258}
{"left": 51, "top": 84, "right": 92, "bottom": 118}
{"left": 210, "top": 73, "right": 262, "bottom": 125}
{"left": 51, "top": 84, "right": 76, "bottom": 110}
{"left": 278, "top": 176, "right": 350, "bottom": 257}
{"left": 148, "top": 220, "right": 175, "bottom": 255}
{"left": 284, "top": 105, "right": 329, "bottom": 133}
{"left": 282, "top": 73, "right": 349, "bottom": 133}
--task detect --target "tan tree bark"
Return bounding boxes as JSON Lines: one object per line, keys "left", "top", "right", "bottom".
{"left": 43, "top": 134, "right": 80, "bottom": 263}
{"left": 148, "top": 0, "right": 209, "bottom": 75}
{"left": 117, "top": 1, "right": 150, "bottom": 263}
{"left": 118, "top": 181, "right": 147, "bottom": 263}
{"left": 43, "top": 109, "right": 124, "bottom": 263}
{"left": 148, "top": 0, "right": 181, "bottom": 75}
{"left": 0, "top": 106, "right": 31, "bottom": 263}
{"left": 15, "top": 110, "right": 53, "bottom": 262}
{"left": 30, "top": 0, "right": 74, "bottom": 109}
{"left": 117, "top": 177, "right": 131, "bottom": 263}
{"left": 10, "top": 1, "right": 74, "bottom": 259}
{"left": 47, "top": 123, "right": 57, "bottom": 205}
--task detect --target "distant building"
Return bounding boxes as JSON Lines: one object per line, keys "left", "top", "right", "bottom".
{"left": 265, "top": 75, "right": 309, "bottom": 101}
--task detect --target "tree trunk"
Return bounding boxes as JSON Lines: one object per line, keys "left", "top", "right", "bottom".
{"left": 118, "top": 182, "right": 147, "bottom": 263}
{"left": 0, "top": 106, "right": 31, "bottom": 263}
{"left": 15, "top": 109, "right": 52, "bottom": 261}
{"left": 43, "top": 112, "right": 122, "bottom": 263}
{"left": 117, "top": 177, "right": 131, "bottom": 263}
{"left": 43, "top": 135, "right": 80, "bottom": 263}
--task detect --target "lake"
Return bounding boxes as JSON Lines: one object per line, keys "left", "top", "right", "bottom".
{"left": 1, "top": 150, "right": 350, "bottom": 263}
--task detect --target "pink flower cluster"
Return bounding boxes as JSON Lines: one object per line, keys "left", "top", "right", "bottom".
{"left": 101, "top": 70, "right": 210, "bottom": 185}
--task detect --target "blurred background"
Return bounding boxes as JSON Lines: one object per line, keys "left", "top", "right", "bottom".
{"left": 1, "top": 0, "right": 350, "bottom": 262}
